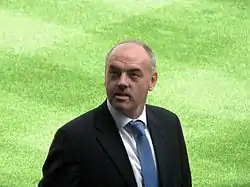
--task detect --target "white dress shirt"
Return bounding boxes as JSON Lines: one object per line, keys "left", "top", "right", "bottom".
{"left": 107, "top": 100, "right": 157, "bottom": 187}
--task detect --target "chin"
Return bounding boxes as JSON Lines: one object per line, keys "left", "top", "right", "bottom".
{"left": 113, "top": 102, "right": 128, "bottom": 110}
{"left": 112, "top": 101, "right": 130, "bottom": 112}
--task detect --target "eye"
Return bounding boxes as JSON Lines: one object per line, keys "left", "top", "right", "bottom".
{"left": 129, "top": 72, "right": 141, "bottom": 79}
{"left": 131, "top": 73, "right": 139, "bottom": 77}
{"left": 109, "top": 70, "right": 120, "bottom": 78}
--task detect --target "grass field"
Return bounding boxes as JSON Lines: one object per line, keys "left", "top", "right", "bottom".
{"left": 0, "top": 0, "right": 250, "bottom": 186}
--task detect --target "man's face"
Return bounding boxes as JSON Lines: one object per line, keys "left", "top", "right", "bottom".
{"left": 104, "top": 43, "right": 157, "bottom": 118}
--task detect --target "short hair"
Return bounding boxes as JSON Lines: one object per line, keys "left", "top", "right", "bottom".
{"left": 106, "top": 40, "right": 156, "bottom": 72}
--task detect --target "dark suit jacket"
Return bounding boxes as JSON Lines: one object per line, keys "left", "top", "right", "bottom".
{"left": 38, "top": 101, "right": 192, "bottom": 187}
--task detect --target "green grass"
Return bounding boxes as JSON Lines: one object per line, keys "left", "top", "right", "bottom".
{"left": 0, "top": 0, "right": 249, "bottom": 186}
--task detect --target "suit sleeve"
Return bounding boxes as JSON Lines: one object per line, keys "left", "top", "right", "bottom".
{"left": 38, "top": 128, "right": 82, "bottom": 187}
{"left": 176, "top": 117, "right": 192, "bottom": 187}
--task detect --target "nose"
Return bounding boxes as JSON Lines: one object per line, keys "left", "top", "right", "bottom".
{"left": 117, "top": 73, "right": 129, "bottom": 88}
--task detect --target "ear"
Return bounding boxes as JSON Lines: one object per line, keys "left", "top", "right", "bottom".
{"left": 149, "top": 72, "right": 158, "bottom": 91}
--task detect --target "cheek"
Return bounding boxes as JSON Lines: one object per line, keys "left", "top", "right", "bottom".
{"left": 106, "top": 81, "right": 117, "bottom": 94}
{"left": 132, "top": 83, "right": 149, "bottom": 98}
{"left": 108, "top": 81, "right": 116, "bottom": 88}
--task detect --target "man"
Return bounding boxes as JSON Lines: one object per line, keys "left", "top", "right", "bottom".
{"left": 38, "top": 40, "right": 192, "bottom": 187}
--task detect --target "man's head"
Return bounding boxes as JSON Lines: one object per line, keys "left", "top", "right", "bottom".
{"left": 104, "top": 40, "right": 158, "bottom": 118}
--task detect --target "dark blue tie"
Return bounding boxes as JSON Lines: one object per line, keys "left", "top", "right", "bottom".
{"left": 129, "top": 120, "right": 158, "bottom": 187}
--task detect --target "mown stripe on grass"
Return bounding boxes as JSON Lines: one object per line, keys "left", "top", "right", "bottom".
{"left": 100, "top": 0, "right": 176, "bottom": 15}
{"left": 0, "top": 51, "right": 106, "bottom": 112}
{"left": 0, "top": 91, "right": 94, "bottom": 187}
{"left": 0, "top": 8, "right": 80, "bottom": 54}
{"left": 0, "top": 0, "right": 136, "bottom": 29}
{"left": 153, "top": 68, "right": 249, "bottom": 121}
{"left": 92, "top": 0, "right": 250, "bottom": 79}
{"left": 0, "top": 141, "right": 45, "bottom": 187}
{"left": 183, "top": 112, "right": 250, "bottom": 186}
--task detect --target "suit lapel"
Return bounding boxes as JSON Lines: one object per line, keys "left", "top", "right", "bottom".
{"left": 147, "top": 106, "right": 172, "bottom": 187}
{"left": 95, "top": 102, "right": 137, "bottom": 187}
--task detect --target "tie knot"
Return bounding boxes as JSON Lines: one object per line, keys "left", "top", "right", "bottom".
{"left": 128, "top": 120, "right": 146, "bottom": 138}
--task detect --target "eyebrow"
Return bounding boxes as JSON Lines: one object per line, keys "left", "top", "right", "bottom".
{"left": 109, "top": 65, "right": 142, "bottom": 73}
{"left": 109, "top": 65, "right": 119, "bottom": 70}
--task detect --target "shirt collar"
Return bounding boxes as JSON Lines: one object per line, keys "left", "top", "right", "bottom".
{"left": 107, "top": 99, "right": 147, "bottom": 130}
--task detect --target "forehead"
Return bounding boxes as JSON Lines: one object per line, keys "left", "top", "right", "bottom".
{"left": 107, "top": 43, "right": 150, "bottom": 68}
